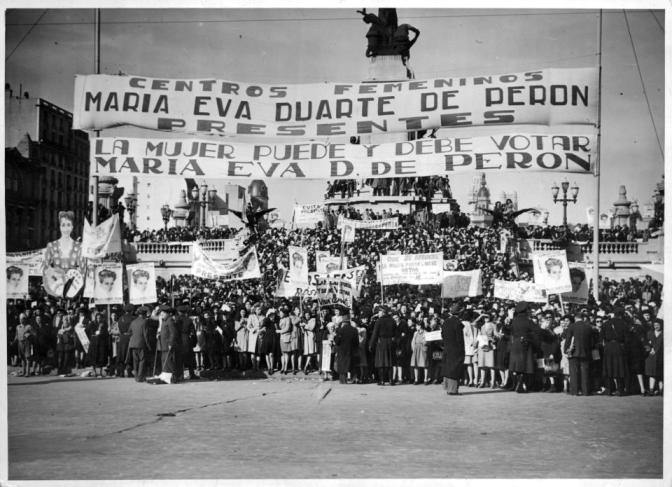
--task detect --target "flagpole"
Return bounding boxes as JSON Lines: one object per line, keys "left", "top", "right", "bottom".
{"left": 92, "top": 8, "right": 101, "bottom": 226}
{"left": 592, "top": 9, "right": 603, "bottom": 302}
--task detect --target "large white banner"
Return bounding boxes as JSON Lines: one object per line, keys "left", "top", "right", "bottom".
{"left": 493, "top": 279, "right": 548, "bottom": 303}
{"left": 81, "top": 215, "right": 122, "bottom": 259}
{"left": 380, "top": 252, "right": 443, "bottom": 286}
{"left": 337, "top": 215, "right": 400, "bottom": 231}
{"left": 191, "top": 243, "right": 261, "bottom": 280}
{"left": 91, "top": 132, "right": 596, "bottom": 180}
{"left": 6, "top": 264, "right": 29, "bottom": 299}
{"left": 93, "top": 263, "right": 124, "bottom": 305}
{"left": 441, "top": 270, "right": 482, "bottom": 298}
{"left": 74, "top": 68, "right": 598, "bottom": 137}
{"left": 127, "top": 263, "right": 158, "bottom": 305}
{"left": 293, "top": 204, "right": 325, "bottom": 228}
{"left": 532, "top": 250, "right": 572, "bottom": 294}
{"left": 7, "top": 249, "right": 45, "bottom": 277}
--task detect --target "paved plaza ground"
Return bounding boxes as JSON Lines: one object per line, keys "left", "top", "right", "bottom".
{"left": 7, "top": 372, "right": 664, "bottom": 480}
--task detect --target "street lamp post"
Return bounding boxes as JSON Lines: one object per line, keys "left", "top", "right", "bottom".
{"left": 123, "top": 193, "right": 137, "bottom": 230}
{"left": 160, "top": 204, "right": 172, "bottom": 232}
{"left": 551, "top": 179, "right": 579, "bottom": 227}
{"left": 199, "top": 184, "right": 208, "bottom": 227}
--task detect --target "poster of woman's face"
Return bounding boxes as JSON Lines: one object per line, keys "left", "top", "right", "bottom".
{"left": 6, "top": 264, "right": 29, "bottom": 298}
{"left": 94, "top": 264, "right": 123, "bottom": 304}
{"left": 127, "top": 264, "right": 157, "bottom": 304}
{"left": 532, "top": 251, "right": 571, "bottom": 294}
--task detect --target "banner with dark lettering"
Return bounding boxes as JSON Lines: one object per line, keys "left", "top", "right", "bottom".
{"left": 91, "top": 133, "right": 596, "bottom": 180}
{"left": 73, "top": 69, "right": 597, "bottom": 137}
{"left": 292, "top": 204, "right": 326, "bottom": 228}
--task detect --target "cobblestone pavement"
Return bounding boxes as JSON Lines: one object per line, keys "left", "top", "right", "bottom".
{"left": 7, "top": 373, "right": 663, "bottom": 480}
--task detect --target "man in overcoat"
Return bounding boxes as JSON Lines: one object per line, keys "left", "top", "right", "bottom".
{"left": 441, "top": 303, "right": 465, "bottom": 395}
{"left": 115, "top": 304, "right": 134, "bottom": 378}
{"left": 564, "top": 310, "right": 594, "bottom": 396}
{"left": 369, "top": 305, "right": 396, "bottom": 385}
{"left": 128, "top": 306, "right": 151, "bottom": 382}
{"left": 334, "top": 309, "right": 359, "bottom": 384}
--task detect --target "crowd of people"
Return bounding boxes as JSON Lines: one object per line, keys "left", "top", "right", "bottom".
{"left": 7, "top": 219, "right": 664, "bottom": 396}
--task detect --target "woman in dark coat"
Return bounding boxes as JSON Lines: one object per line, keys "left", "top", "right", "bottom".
{"left": 89, "top": 313, "right": 112, "bottom": 377}
{"left": 644, "top": 319, "right": 663, "bottom": 395}
{"left": 600, "top": 308, "right": 627, "bottom": 395}
{"left": 625, "top": 320, "right": 647, "bottom": 395}
{"left": 441, "top": 304, "right": 465, "bottom": 395}
{"left": 494, "top": 321, "right": 511, "bottom": 389}
{"left": 259, "top": 309, "right": 277, "bottom": 374}
{"left": 392, "top": 314, "right": 411, "bottom": 384}
{"left": 508, "top": 302, "right": 535, "bottom": 393}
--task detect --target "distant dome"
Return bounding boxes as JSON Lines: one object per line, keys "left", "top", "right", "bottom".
{"left": 476, "top": 173, "right": 490, "bottom": 198}
{"left": 249, "top": 180, "right": 268, "bottom": 199}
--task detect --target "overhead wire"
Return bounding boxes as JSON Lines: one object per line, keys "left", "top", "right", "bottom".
{"left": 5, "top": 9, "right": 49, "bottom": 62}
{"left": 623, "top": 10, "right": 664, "bottom": 161}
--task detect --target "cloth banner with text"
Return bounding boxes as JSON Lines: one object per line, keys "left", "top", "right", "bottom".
{"left": 379, "top": 252, "right": 443, "bottom": 286}
{"left": 81, "top": 215, "right": 122, "bottom": 259}
{"left": 337, "top": 215, "right": 400, "bottom": 231}
{"left": 91, "top": 132, "right": 596, "bottom": 180}
{"left": 316, "top": 255, "right": 347, "bottom": 273}
{"left": 74, "top": 68, "right": 598, "bottom": 137}
{"left": 493, "top": 279, "right": 548, "bottom": 303}
{"left": 191, "top": 243, "right": 261, "bottom": 280}
{"left": 292, "top": 204, "right": 325, "bottom": 228}
{"left": 440, "top": 269, "right": 482, "bottom": 298}
{"left": 127, "top": 263, "right": 158, "bottom": 305}
{"left": 7, "top": 249, "right": 45, "bottom": 277}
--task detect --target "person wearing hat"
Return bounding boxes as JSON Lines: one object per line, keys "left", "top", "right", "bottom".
{"left": 334, "top": 308, "right": 359, "bottom": 384}
{"left": 508, "top": 302, "right": 536, "bottom": 393}
{"left": 177, "top": 304, "right": 197, "bottom": 380}
{"left": 600, "top": 307, "right": 627, "bottom": 396}
{"left": 155, "top": 305, "right": 180, "bottom": 384}
{"left": 259, "top": 308, "right": 277, "bottom": 374}
{"left": 128, "top": 306, "right": 151, "bottom": 382}
{"left": 114, "top": 304, "right": 135, "bottom": 378}
{"left": 563, "top": 311, "right": 594, "bottom": 396}
{"left": 369, "top": 305, "right": 396, "bottom": 386}
{"left": 644, "top": 319, "right": 663, "bottom": 395}
{"left": 441, "top": 303, "right": 465, "bottom": 396}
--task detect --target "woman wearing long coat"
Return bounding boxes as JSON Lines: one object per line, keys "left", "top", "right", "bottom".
{"left": 508, "top": 302, "right": 535, "bottom": 393}
{"left": 644, "top": 320, "right": 663, "bottom": 394}
{"left": 441, "top": 306, "right": 465, "bottom": 395}
{"left": 601, "top": 309, "right": 627, "bottom": 395}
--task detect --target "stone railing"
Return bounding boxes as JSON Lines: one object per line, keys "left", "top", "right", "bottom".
{"left": 132, "top": 239, "right": 234, "bottom": 262}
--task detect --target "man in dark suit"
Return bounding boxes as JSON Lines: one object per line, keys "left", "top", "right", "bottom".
{"left": 334, "top": 309, "right": 359, "bottom": 384}
{"left": 177, "top": 304, "right": 197, "bottom": 380}
{"left": 128, "top": 306, "right": 151, "bottom": 382}
{"left": 152, "top": 305, "right": 180, "bottom": 385}
{"left": 369, "top": 305, "right": 396, "bottom": 385}
{"left": 564, "top": 311, "right": 594, "bottom": 396}
{"left": 441, "top": 303, "right": 465, "bottom": 396}
{"left": 116, "top": 304, "right": 135, "bottom": 378}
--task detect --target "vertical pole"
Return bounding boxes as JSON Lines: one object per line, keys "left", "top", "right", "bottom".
{"left": 379, "top": 259, "right": 385, "bottom": 305}
{"left": 592, "top": 10, "right": 603, "bottom": 302}
{"left": 92, "top": 9, "right": 101, "bottom": 226}
{"left": 171, "top": 275, "right": 175, "bottom": 308}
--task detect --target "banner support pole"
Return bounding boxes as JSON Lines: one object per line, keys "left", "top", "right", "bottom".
{"left": 91, "top": 8, "right": 101, "bottom": 227}
{"left": 592, "top": 9, "right": 603, "bottom": 303}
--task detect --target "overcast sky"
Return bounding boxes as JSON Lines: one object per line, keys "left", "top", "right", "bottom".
{"left": 5, "top": 7, "right": 665, "bottom": 226}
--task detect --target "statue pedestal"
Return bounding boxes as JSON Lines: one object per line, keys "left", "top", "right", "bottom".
{"left": 366, "top": 55, "right": 408, "bottom": 82}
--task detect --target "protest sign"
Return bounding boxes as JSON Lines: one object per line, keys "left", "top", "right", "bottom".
{"left": 288, "top": 246, "right": 308, "bottom": 285}
{"left": 443, "top": 259, "right": 459, "bottom": 271}
{"left": 6, "top": 264, "right": 29, "bottom": 299}
{"left": 64, "top": 269, "right": 85, "bottom": 299}
{"left": 316, "top": 256, "right": 347, "bottom": 273}
{"left": 532, "top": 250, "right": 572, "bottom": 294}
{"left": 82, "top": 215, "right": 122, "bottom": 259}
{"left": 91, "top": 132, "right": 596, "bottom": 180}
{"left": 337, "top": 215, "right": 400, "bottom": 231}
{"left": 293, "top": 204, "right": 325, "bottom": 228}
{"left": 75, "top": 325, "right": 90, "bottom": 354}
{"left": 441, "top": 270, "right": 482, "bottom": 298}
{"left": 7, "top": 249, "right": 45, "bottom": 276}
{"left": 93, "top": 263, "right": 124, "bottom": 305}
{"left": 379, "top": 252, "right": 443, "bottom": 286}
{"left": 191, "top": 243, "right": 261, "bottom": 281}
{"left": 321, "top": 341, "right": 332, "bottom": 372}
{"left": 424, "top": 330, "right": 442, "bottom": 342}
{"left": 493, "top": 279, "right": 548, "bottom": 303}
{"left": 561, "top": 262, "right": 589, "bottom": 304}
{"left": 74, "top": 68, "right": 598, "bottom": 137}
{"left": 127, "top": 263, "right": 158, "bottom": 304}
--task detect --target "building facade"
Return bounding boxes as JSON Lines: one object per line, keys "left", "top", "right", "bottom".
{"left": 5, "top": 87, "right": 90, "bottom": 250}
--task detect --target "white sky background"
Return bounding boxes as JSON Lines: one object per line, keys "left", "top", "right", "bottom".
{"left": 4, "top": 7, "right": 665, "bottom": 226}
